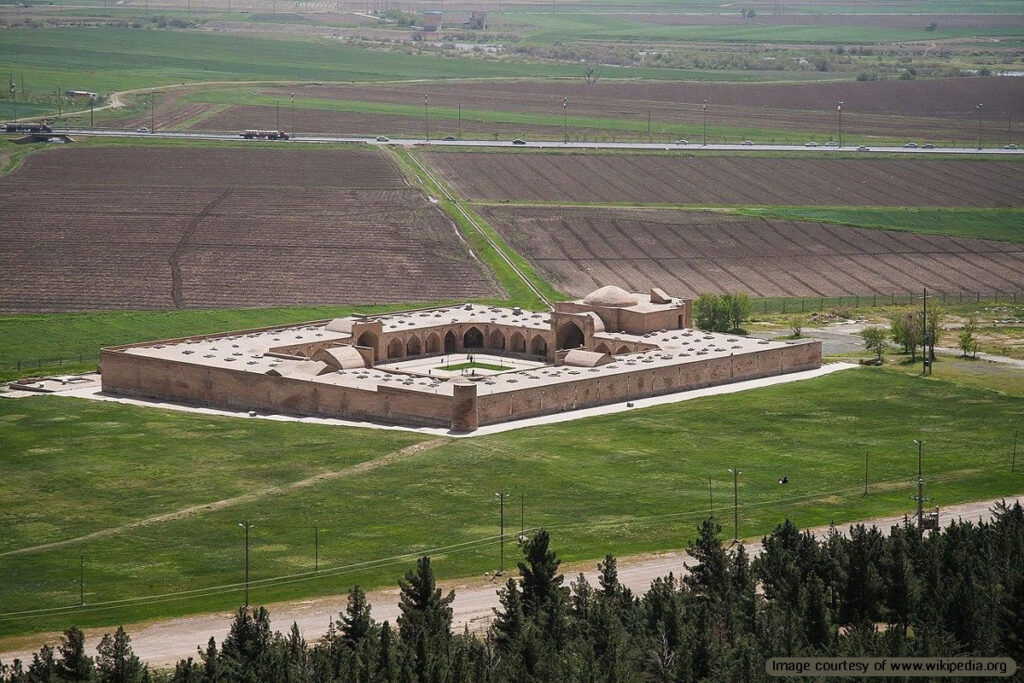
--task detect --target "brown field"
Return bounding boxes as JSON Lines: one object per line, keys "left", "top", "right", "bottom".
{"left": 103, "top": 77, "right": 1024, "bottom": 143}
{"left": 424, "top": 152, "right": 1024, "bottom": 207}
{"left": 0, "top": 147, "right": 499, "bottom": 312}
{"left": 192, "top": 104, "right": 561, "bottom": 139}
{"left": 480, "top": 206, "right": 1024, "bottom": 298}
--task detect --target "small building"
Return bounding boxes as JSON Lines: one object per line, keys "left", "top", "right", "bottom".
{"left": 65, "top": 90, "right": 99, "bottom": 100}
{"left": 422, "top": 10, "right": 442, "bottom": 31}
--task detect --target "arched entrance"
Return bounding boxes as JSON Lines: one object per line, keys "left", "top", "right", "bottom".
{"left": 425, "top": 332, "right": 441, "bottom": 354}
{"left": 463, "top": 327, "right": 484, "bottom": 349}
{"left": 444, "top": 330, "right": 457, "bottom": 353}
{"left": 530, "top": 335, "right": 547, "bottom": 356}
{"left": 556, "top": 321, "right": 585, "bottom": 350}
{"left": 387, "top": 338, "right": 404, "bottom": 359}
{"left": 356, "top": 331, "right": 379, "bottom": 362}
{"left": 509, "top": 332, "right": 526, "bottom": 354}
{"left": 594, "top": 342, "right": 611, "bottom": 355}
{"left": 489, "top": 329, "right": 506, "bottom": 350}
{"left": 406, "top": 336, "right": 422, "bottom": 356}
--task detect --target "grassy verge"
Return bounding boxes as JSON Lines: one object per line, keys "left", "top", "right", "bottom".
{"left": 735, "top": 206, "right": 1024, "bottom": 244}
{"left": 387, "top": 147, "right": 565, "bottom": 308}
{"left": 1, "top": 366, "right": 1022, "bottom": 638}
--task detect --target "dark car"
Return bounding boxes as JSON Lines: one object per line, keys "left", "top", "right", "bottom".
{"left": 512, "top": 138, "right": 526, "bottom": 145}
{"left": 442, "top": 135, "right": 457, "bottom": 141}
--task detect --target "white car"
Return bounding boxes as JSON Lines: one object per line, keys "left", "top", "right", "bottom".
{"left": 804, "top": 141, "right": 818, "bottom": 147}
{"left": 741, "top": 140, "right": 754, "bottom": 146}
{"left": 136, "top": 126, "right": 150, "bottom": 133}
{"left": 675, "top": 139, "right": 689, "bottom": 145}
{"left": 825, "top": 141, "right": 838, "bottom": 147}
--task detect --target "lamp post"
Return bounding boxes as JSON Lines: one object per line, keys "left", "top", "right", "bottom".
{"left": 702, "top": 99, "right": 708, "bottom": 146}
{"left": 913, "top": 440, "right": 924, "bottom": 535}
{"left": 424, "top": 94, "right": 429, "bottom": 142}
{"left": 837, "top": 100, "right": 844, "bottom": 147}
{"left": 238, "top": 521, "right": 252, "bottom": 607}
{"left": 727, "top": 468, "right": 740, "bottom": 542}
{"left": 976, "top": 103, "right": 983, "bottom": 150}
{"left": 495, "top": 492, "right": 510, "bottom": 574}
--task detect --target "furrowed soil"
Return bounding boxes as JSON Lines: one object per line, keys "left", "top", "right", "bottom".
{"left": 479, "top": 206, "right": 1024, "bottom": 298}
{"left": 0, "top": 147, "right": 500, "bottom": 312}
{"left": 105, "top": 77, "right": 1024, "bottom": 143}
{"left": 424, "top": 152, "right": 1024, "bottom": 207}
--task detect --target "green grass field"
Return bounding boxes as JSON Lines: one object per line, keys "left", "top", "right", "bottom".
{"left": 734, "top": 207, "right": 1024, "bottom": 244}
{"left": 1, "top": 366, "right": 1022, "bottom": 638}
{"left": 0, "top": 304, "right": 451, "bottom": 381}
{"left": 0, "top": 26, "right": 786, "bottom": 102}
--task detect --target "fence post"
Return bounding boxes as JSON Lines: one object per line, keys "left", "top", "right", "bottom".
{"left": 977, "top": 291, "right": 980, "bottom": 303}
{"left": 17, "top": 360, "right": 20, "bottom": 372}
{"left": 873, "top": 293, "right": 877, "bottom": 307}
{"left": 802, "top": 298, "right": 805, "bottom": 312}
{"left": 782, "top": 300, "right": 787, "bottom": 314}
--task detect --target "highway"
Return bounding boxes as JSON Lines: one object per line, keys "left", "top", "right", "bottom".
{"left": 49, "top": 128, "right": 1024, "bottom": 155}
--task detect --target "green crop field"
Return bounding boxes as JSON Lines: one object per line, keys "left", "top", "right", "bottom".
{"left": 437, "top": 361, "right": 513, "bottom": 372}
{"left": 734, "top": 207, "right": 1024, "bottom": 244}
{"left": 0, "top": 366, "right": 1022, "bottom": 638}
{"left": 0, "top": 27, "right": 788, "bottom": 101}
{"left": 514, "top": 12, "right": 1024, "bottom": 45}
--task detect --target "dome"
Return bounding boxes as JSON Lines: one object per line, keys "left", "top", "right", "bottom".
{"left": 582, "top": 285, "right": 639, "bottom": 308}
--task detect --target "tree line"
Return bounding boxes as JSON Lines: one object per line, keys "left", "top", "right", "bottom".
{"left": 3, "top": 502, "right": 1022, "bottom": 682}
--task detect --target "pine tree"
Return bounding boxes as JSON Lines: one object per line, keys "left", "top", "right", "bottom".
{"left": 598, "top": 554, "right": 619, "bottom": 598}
{"left": 340, "top": 586, "right": 374, "bottom": 648}
{"left": 517, "top": 530, "right": 565, "bottom": 618}
{"left": 219, "top": 606, "right": 273, "bottom": 682}
{"left": 801, "top": 574, "right": 832, "bottom": 649}
{"left": 56, "top": 627, "right": 93, "bottom": 682}
{"left": 26, "top": 644, "right": 58, "bottom": 682}
{"left": 199, "top": 636, "right": 221, "bottom": 682}
{"left": 377, "top": 621, "right": 399, "bottom": 683}
{"left": 95, "top": 626, "right": 146, "bottom": 683}
{"left": 397, "top": 556, "right": 454, "bottom": 681}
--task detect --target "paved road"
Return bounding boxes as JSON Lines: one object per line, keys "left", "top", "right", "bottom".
{"left": 1, "top": 495, "right": 1019, "bottom": 669}
{"left": 40, "top": 128, "right": 1024, "bottom": 155}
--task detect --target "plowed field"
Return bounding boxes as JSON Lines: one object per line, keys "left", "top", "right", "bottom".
{"left": 480, "top": 207, "right": 1024, "bottom": 298}
{"left": 0, "top": 147, "right": 499, "bottom": 312}
{"left": 425, "top": 152, "right": 1024, "bottom": 207}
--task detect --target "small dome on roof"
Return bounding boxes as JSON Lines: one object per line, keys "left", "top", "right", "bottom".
{"left": 583, "top": 285, "right": 639, "bottom": 308}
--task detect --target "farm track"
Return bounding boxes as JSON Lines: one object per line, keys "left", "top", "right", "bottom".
{"left": 0, "top": 147, "right": 500, "bottom": 312}
{"left": 478, "top": 206, "right": 1024, "bottom": 299}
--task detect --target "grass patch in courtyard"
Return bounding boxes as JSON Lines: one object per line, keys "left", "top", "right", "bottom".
{"left": 437, "top": 361, "right": 513, "bottom": 372}
{"left": 0, "top": 366, "right": 1022, "bottom": 638}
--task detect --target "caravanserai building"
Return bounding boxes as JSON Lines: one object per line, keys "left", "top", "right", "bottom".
{"left": 100, "top": 286, "right": 821, "bottom": 432}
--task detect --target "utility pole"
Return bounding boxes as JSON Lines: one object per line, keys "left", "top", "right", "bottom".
{"left": 1013, "top": 430, "right": 1018, "bottom": 473}
{"left": 314, "top": 525, "right": 319, "bottom": 572}
{"left": 238, "top": 521, "right": 252, "bottom": 607}
{"left": 647, "top": 106, "right": 651, "bottom": 142}
{"left": 976, "top": 103, "right": 983, "bottom": 150}
{"left": 708, "top": 477, "right": 713, "bottom": 515}
{"left": 520, "top": 491, "right": 525, "bottom": 539}
{"left": 922, "top": 287, "right": 929, "bottom": 375}
{"left": 702, "top": 99, "right": 707, "bottom": 146}
{"left": 458, "top": 103, "right": 461, "bottom": 138}
{"left": 90, "top": 98, "right": 94, "bottom": 127}
{"left": 837, "top": 100, "right": 844, "bottom": 147}
{"left": 150, "top": 93, "right": 155, "bottom": 133}
{"left": 563, "top": 96, "right": 567, "bottom": 143}
{"left": 57, "top": 89, "right": 61, "bottom": 118}
{"left": 276, "top": 99, "right": 280, "bottom": 131}
{"left": 495, "top": 492, "right": 509, "bottom": 574}
{"left": 290, "top": 92, "right": 295, "bottom": 137}
{"left": 727, "top": 468, "right": 740, "bottom": 542}
{"left": 913, "top": 440, "right": 926, "bottom": 536}
{"left": 79, "top": 553, "right": 85, "bottom": 605}
{"left": 863, "top": 451, "right": 869, "bottom": 496}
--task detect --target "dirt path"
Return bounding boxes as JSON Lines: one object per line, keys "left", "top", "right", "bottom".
{"left": 0, "top": 438, "right": 448, "bottom": 559}
{"left": 1, "top": 494, "right": 1018, "bottom": 669}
